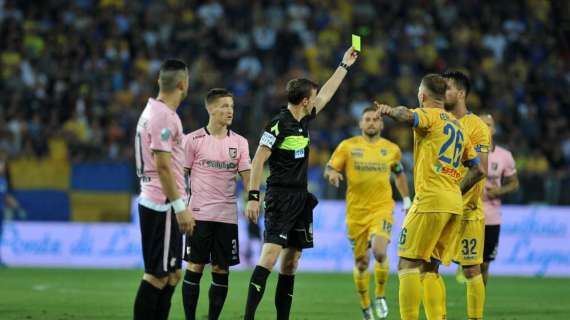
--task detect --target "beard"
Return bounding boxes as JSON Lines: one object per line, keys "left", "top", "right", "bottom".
{"left": 444, "top": 99, "right": 456, "bottom": 111}
{"left": 364, "top": 128, "right": 379, "bottom": 137}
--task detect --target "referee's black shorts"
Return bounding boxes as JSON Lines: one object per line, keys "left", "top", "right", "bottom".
{"left": 138, "top": 204, "right": 183, "bottom": 277}
{"left": 483, "top": 225, "right": 501, "bottom": 262}
{"left": 263, "top": 188, "right": 319, "bottom": 250}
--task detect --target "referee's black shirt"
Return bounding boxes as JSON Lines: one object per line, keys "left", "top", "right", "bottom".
{"left": 258, "top": 106, "right": 316, "bottom": 190}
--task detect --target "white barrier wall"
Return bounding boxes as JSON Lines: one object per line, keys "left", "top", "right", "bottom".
{"left": 1, "top": 202, "right": 569, "bottom": 276}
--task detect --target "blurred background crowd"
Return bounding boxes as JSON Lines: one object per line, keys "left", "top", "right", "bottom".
{"left": 0, "top": 0, "right": 569, "bottom": 219}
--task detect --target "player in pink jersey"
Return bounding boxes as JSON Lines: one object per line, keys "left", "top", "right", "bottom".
{"left": 133, "top": 59, "right": 195, "bottom": 320}
{"left": 480, "top": 114, "right": 519, "bottom": 285}
{"left": 181, "top": 88, "right": 251, "bottom": 320}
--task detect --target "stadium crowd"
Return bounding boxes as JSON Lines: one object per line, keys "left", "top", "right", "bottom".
{"left": 0, "top": 0, "right": 568, "bottom": 203}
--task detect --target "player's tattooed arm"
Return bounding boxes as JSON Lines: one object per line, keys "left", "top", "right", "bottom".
{"left": 460, "top": 163, "right": 486, "bottom": 194}
{"left": 374, "top": 102, "right": 415, "bottom": 125}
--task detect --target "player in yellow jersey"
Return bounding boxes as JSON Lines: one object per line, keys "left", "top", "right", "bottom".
{"left": 442, "top": 71, "right": 490, "bottom": 320}
{"left": 324, "top": 105, "right": 411, "bottom": 320}
{"left": 375, "top": 74, "right": 486, "bottom": 320}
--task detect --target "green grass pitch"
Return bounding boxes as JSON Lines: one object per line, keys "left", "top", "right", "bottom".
{"left": 0, "top": 268, "right": 569, "bottom": 319}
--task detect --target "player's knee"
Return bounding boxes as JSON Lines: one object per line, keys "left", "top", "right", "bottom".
{"left": 187, "top": 262, "right": 205, "bottom": 273}
{"left": 355, "top": 257, "right": 369, "bottom": 272}
{"left": 462, "top": 264, "right": 481, "bottom": 278}
{"left": 373, "top": 251, "right": 387, "bottom": 264}
{"left": 143, "top": 273, "right": 169, "bottom": 289}
{"left": 281, "top": 257, "right": 299, "bottom": 275}
{"left": 398, "top": 258, "right": 421, "bottom": 271}
{"left": 258, "top": 244, "right": 281, "bottom": 270}
{"left": 168, "top": 270, "right": 182, "bottom": 286}
{"left": 211, "top": 265, "right": 229, "bottom": 274}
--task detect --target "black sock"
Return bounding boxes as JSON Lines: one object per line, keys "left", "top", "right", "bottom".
{"left": 182, "top": 271, "right": 203, "bottom": 320}
{"left": 208, "top": 272, "right": 229, "bottom": 320}
{"left": 157, "top": 284, "right": 175, "bottom": 320}
{"left": 134, "top": 280, "right": 161, "bottom": 320}
{"left": 275, "top": 274, "right": 295, "bottom": 320}
{"left": 244, "top": 265, "right": 271, "bottom": 320}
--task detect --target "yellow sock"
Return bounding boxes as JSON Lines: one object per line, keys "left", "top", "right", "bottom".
{"left": 466, "top": 274, "right": 485, "bottom": 319}
{"left": 353, "top": 267, "right": 371, "bottom": 309}
{"left": 398, "top": 268, "right": 421, "bottom": 320}
{"left": 421, "top": 273, "right": 444, "bottom": 320}
{"left": 438, "top": 273, "right": 447, "bottom": 319}
{"left": 374, "top": 257, "right": 389, "bottom": 297}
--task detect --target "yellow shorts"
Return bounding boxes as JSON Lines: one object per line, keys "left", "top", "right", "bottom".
{"left": 453, "top": 217, "right": 485, "bottom": 265}
{"left": 397, "top": 206, "right": 461, "bottom": 266}
{"left": 347, "top": 210, "right": 393, "bottom": 260}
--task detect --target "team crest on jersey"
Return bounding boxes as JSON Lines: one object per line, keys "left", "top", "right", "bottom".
{"left": 380, "top": 148, "right": 388, "bottom": 156}
{"left": 491, "top": 162, "right": 498, "bottom": 170}
{"left": 229, "top": 147, "right": 238, "bottom": 159}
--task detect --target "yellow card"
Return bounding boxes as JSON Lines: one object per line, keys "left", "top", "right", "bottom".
{"left": 352, "top": 34, "right": 361, "bottom": 51}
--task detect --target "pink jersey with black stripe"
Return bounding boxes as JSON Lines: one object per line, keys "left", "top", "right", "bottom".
{"left": 136, "top": 98, "right": 185, "bottom": 207}
{"left": 184, "top": 128, "right": 251, "bottom": 224}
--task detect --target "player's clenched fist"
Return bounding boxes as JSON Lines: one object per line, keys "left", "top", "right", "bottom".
{"left": 176, "top": 209, "right": 196, "bottom": 235}
{"left": 246, "top": 200, "right": 260, "bottom": 224}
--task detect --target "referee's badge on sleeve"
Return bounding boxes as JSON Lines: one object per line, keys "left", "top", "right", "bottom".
{"left": 260, "top": 131, "right": 276, "bottom": 148}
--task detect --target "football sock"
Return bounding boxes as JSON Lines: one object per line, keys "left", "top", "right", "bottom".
{"left": 208, "top": 272, "right": 229, "bottom": 320}
{"left": 157, "top": 284, "right": 175, "bottom": 320}
{"left": 374, "top": 258, "right": 389, "bottom": 298}
{"left": 438, "top": 273, "right": 447, "bottom": 319}
{"left": 398, "top": 268, "right": 421, "bottom": 320}
{"left": 421, "top": 272, "right": 444, "bottom": 320}
{"left": 275, "top": 274, "right": 295, "bottom": 320}
{"left": 466, "top": 274, "right": 485, "bottom": 319}
{"left": 134, "top": 280, "right": 161, "bottom": 320}
{"left": 182, "top": 271, "right": 203, "bottom": 320}
{"left": 244, "top": 265, "right": 271, "bottom": 320}
{"left": 353, "top": 267, "right": 371, "bottom": 309}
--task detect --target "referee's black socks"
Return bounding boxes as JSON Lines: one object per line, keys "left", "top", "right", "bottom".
{"left": 134, "top": 280, "right": 161, "bottom": 320}
{"left": 275, "top": 274, "right": 295, "bottom": 320}
{"left": 244, "top": 265, "right": 271, "bottom": 320}
{"left": 208, "top": 272, "right": 229, "bottom": 320}
{"left": 182, "top": 271, "right": 203, "bottom": 320}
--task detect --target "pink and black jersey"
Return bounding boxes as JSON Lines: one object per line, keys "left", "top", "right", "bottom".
{"left": 135, "top": 98, "right": 186, "bottom": 210}
{"left": 184, "top": 128, "right": 251, "bottom": 224}
{"left": 483, "top": 145, "right": 517, "bottom": 225}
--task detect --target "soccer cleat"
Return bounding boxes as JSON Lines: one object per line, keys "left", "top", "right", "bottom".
{"left": 362, "top": 307, "right": 373, "bottom": 320}
{"left": 373, "top": 297, "right": 389, "bottom": 319}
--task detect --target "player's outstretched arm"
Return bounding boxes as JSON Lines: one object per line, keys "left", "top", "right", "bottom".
{"left": 374, "top": 102, "right": 415, "bottom": 125}
{"left": 460, "top": 163, "right": 486, "bottom": 195}
{"left": 488, "top": 174, "right": 519, "bottom": 198}
{"left": 246, "top": 146, "right": 272, "bottom": 224}
{"left": 314, "top": 47, "right": 359, "bottom": 114}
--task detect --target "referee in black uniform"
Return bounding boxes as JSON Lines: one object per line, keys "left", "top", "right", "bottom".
{"left": 243, "top": 46, "right": 358, "bottom": 320}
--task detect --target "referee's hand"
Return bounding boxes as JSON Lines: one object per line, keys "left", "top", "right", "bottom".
{"left": 246, "top": 200, "right": 260, "bottom": 224}
{"left": 176, "top": 209, "right": 196, "bottom": 235}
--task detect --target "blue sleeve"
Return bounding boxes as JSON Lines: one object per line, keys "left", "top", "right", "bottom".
{"left": 463, "top": 156, "right": 481, "bottom": 168}
{"left": 412, "top": 112, "right": 419, "bottom": 128}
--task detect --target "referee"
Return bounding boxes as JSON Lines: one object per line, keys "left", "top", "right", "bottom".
{"left": 243, "top": 46, "right": 358, "bottom": 320}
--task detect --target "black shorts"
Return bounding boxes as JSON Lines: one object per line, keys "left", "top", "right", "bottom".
{"left": 483, "top": 225, "right": 501, "bottom": 262}
{"left": 138, "top": 204, "right": 183, "bottom": 277}
{"left": 183, "top": 220, "right": 240, "bottom": 268}
{"left": 263, "top": 189, "right": 319, "bottom": 249}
